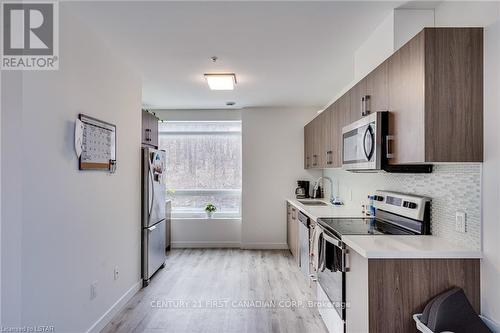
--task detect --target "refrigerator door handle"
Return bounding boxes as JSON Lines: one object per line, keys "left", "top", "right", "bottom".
{"left": 148, "top": 153, "right": 155, "bottom": 219}
{"left": 148, "top": 225, "right": 157, "bottom": 231}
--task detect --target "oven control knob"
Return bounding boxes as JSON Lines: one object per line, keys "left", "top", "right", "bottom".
{"left": 403, "top": 201, "right": 418, "bottom": 209}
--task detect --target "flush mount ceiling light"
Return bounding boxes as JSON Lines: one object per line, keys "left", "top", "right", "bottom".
{"left": 204, "top": 73, "right": 237, "bottom": 90}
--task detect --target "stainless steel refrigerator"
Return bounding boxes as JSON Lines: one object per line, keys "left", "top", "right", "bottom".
{"left": 142, "top": 147, "right": 167, "bottom": 287}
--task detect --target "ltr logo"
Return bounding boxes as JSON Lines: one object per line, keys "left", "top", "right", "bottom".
{"left": 1, "top": 2, "right": 58, "bottom": 70}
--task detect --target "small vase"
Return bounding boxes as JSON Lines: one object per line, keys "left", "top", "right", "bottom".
{"left": 206, "top": 211, "right": 213, "bottom": 219}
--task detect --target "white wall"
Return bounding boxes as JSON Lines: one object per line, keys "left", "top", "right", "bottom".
{"left": 341, "top": 8, "right": 434, "bottom": 107}
{"left": 353, "top": 8, "right": 435, "bottom": 83}
{"left": 1, "top": 5, "right": 142, "bottom": 332}
{"left": 435, "top": 1, "right": 499, "bottom": 27}
{"left": 354, "top": 11, "right": 395, "bottom": 82}
{"left": 393, "top": 9, "right": 435, "bottom": 50}
{"left": 1, "top": 71, "right": 23, "bottom": 326}
{"left": 170, "top": 219, "right": 242, "bottom": 248}
{"left": 155, "top": 109, "right": 241, "bottom": 122}
{"left": 482, "top": 17, "right": 500, "bottom": 327}
{"left": 241, "top": 107, "right": 321, "bottom": 249}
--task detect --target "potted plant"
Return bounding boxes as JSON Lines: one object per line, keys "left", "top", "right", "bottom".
{"left": 205, "top": 203, "right": 217, "bottom": 218}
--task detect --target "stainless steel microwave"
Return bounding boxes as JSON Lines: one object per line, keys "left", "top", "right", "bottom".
{"left": 342, "top": 111, "right": 388, "bottom": 171}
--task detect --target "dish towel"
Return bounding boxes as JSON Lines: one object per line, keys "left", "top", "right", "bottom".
{"left": 310, "top": 225, "right": 322, "bottom": 274}
{"left": 324, "top": 242, "right": 343, "bottom": 272}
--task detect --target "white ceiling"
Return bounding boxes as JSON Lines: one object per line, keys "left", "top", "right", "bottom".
{"left": 70, "top": 1, "right": 407, "bottom": 110}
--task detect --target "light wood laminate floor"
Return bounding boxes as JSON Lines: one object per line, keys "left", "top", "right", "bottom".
{"left": 102, "top": 249, "right": 328, "bottom": 333}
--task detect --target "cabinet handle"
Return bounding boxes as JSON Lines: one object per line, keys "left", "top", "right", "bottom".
{"left": 361, "top": 95, "right": 371, "bottom": 117}
{"left": 386, "top": 135, "right": 395, "bottom": 159}
{"left": 326, "top": 150, "right": 333, "bottom": 165}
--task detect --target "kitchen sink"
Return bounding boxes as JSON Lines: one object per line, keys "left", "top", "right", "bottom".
{"left": 298, "top": 200, "right": 328, "bottom": 206}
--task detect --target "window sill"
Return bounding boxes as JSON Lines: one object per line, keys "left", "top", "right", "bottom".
{"left": 171, "top": 217, "right": 242, "bottom": 222}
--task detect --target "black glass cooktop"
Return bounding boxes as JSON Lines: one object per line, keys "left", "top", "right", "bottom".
{"left": 317, "top": 217, "right": 416, "bottom": 237}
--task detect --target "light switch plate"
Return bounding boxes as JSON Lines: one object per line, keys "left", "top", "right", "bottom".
{"left": 455, "top": 211, "right": 466, "bottom": 233}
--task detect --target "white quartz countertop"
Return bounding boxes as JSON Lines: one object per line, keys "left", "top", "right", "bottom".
{"left": 287, "top": 198, "right": 364, "bottom": 221}
{"left": 342, "top": 235, "right": 482, "bottom": 259}
{"left": 286, "top": 198, "right": 482, "bottom": 260}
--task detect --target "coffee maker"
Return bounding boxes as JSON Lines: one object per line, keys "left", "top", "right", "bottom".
{"left": 295, "top": 180, "right": 310, "bottom": 199}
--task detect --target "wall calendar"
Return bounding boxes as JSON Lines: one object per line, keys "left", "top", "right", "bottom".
{"left": 76, "top": 114, "right": 116, "bottom": 172}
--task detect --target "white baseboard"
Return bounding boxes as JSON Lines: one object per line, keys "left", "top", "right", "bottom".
{"left": 481, "top": 315, "right": 500, "bottom": 332}
{"left": 240, "top": 242, "right": 289, "bottom": 250}
{"left": 171, "top": 241, "right": 241, "bottom": 248}
{"left": 86, "top": 280, "right": 141, "bottom": 333}
{"left": 171, "top": 241, "right": 289, "bottom": 250}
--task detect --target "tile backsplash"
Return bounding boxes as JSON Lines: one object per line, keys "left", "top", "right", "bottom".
{"left": 323, "top": 164, "right": 482, "bottom": 250}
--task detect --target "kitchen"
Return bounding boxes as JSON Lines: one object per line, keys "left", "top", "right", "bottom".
{"left": 284, "top": 25, "right": 486, "bottom": 333}
{"left": 1, "top": 1, "right": 500, "bottom": 333}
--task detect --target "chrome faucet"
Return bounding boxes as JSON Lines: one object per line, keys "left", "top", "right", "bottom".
{"left": 313, "top": 176, "right": 343, "bottom": 205}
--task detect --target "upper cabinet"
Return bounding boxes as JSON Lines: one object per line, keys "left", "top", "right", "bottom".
{"left": 304, "top": 27, "right": 483, "bottom": 170}
{"left": 424, "top": 28, "right": 483, "bottom": 162}
{"left": 388, "top": 28, "right": 483, "bottom": 164}
{"left": 304, "top": 121, "right": 314, "bottom": 169}
{"left": 366, "top": 61, "right": 389, "bottom": 113}
{"left": 388, "top": 31, "right": 426, "bottom": 164}
{"left": 350, "top": 80, "right": 366, "bottom": 122}
{"left": 321, "top": 107, "right": 333, "bottom": 167}
{"left": 333, "top": 93, "right": 351, "bottom": 167}
{"left": 304, "top": 93, "right": 351, "bottom": 169}
{"left": 142, "top": 110, "right": 159, "bottom": 148}
{"left": 350, "top": 61, "right": 389, "bottom": 122}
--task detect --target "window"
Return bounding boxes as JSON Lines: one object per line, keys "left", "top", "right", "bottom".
{"left": 159, "top": 121, "right": 242, "bottom": 219}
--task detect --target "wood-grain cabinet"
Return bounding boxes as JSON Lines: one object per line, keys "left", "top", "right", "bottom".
{"left": 142, "top": 110, "right": 159, "bottom": 148}
{"left": 388, "top": 28, "right": 483, "bottom": 163}
{"left": 304, "top": 27, "right": 483, "bottom": 169}
{"left": 346, "top": 248, "right": 480, "bottom": 333}
{"left": 286, "top": 203, "right": 299, "bottom": 263}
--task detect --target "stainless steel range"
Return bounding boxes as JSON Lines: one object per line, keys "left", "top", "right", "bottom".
{"left": 315, "top": 190, "right": 431, "bottom": 333}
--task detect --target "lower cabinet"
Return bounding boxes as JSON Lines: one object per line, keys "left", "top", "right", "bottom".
{"left": 286, "top": 203, "right": 299, "bottom": 264}
{"left": 345, "top": 247, "right": 480, "bottom": 333}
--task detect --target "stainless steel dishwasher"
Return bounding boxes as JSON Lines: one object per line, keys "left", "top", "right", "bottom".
{"left": 298, "top": 211, "right": 310, "bottom": 278}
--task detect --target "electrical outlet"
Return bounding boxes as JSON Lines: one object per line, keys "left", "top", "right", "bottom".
{"left": 349, "top": 189, "right": 353, "bottom": 201}
{"left": 90, "top": 281, "right": 98, "bottom": 300}
{"left": 455, "top": 211, "right": 466, "bottom": 233}
{"left": 114, "top": 266, "right": 119, "bottom": 281}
